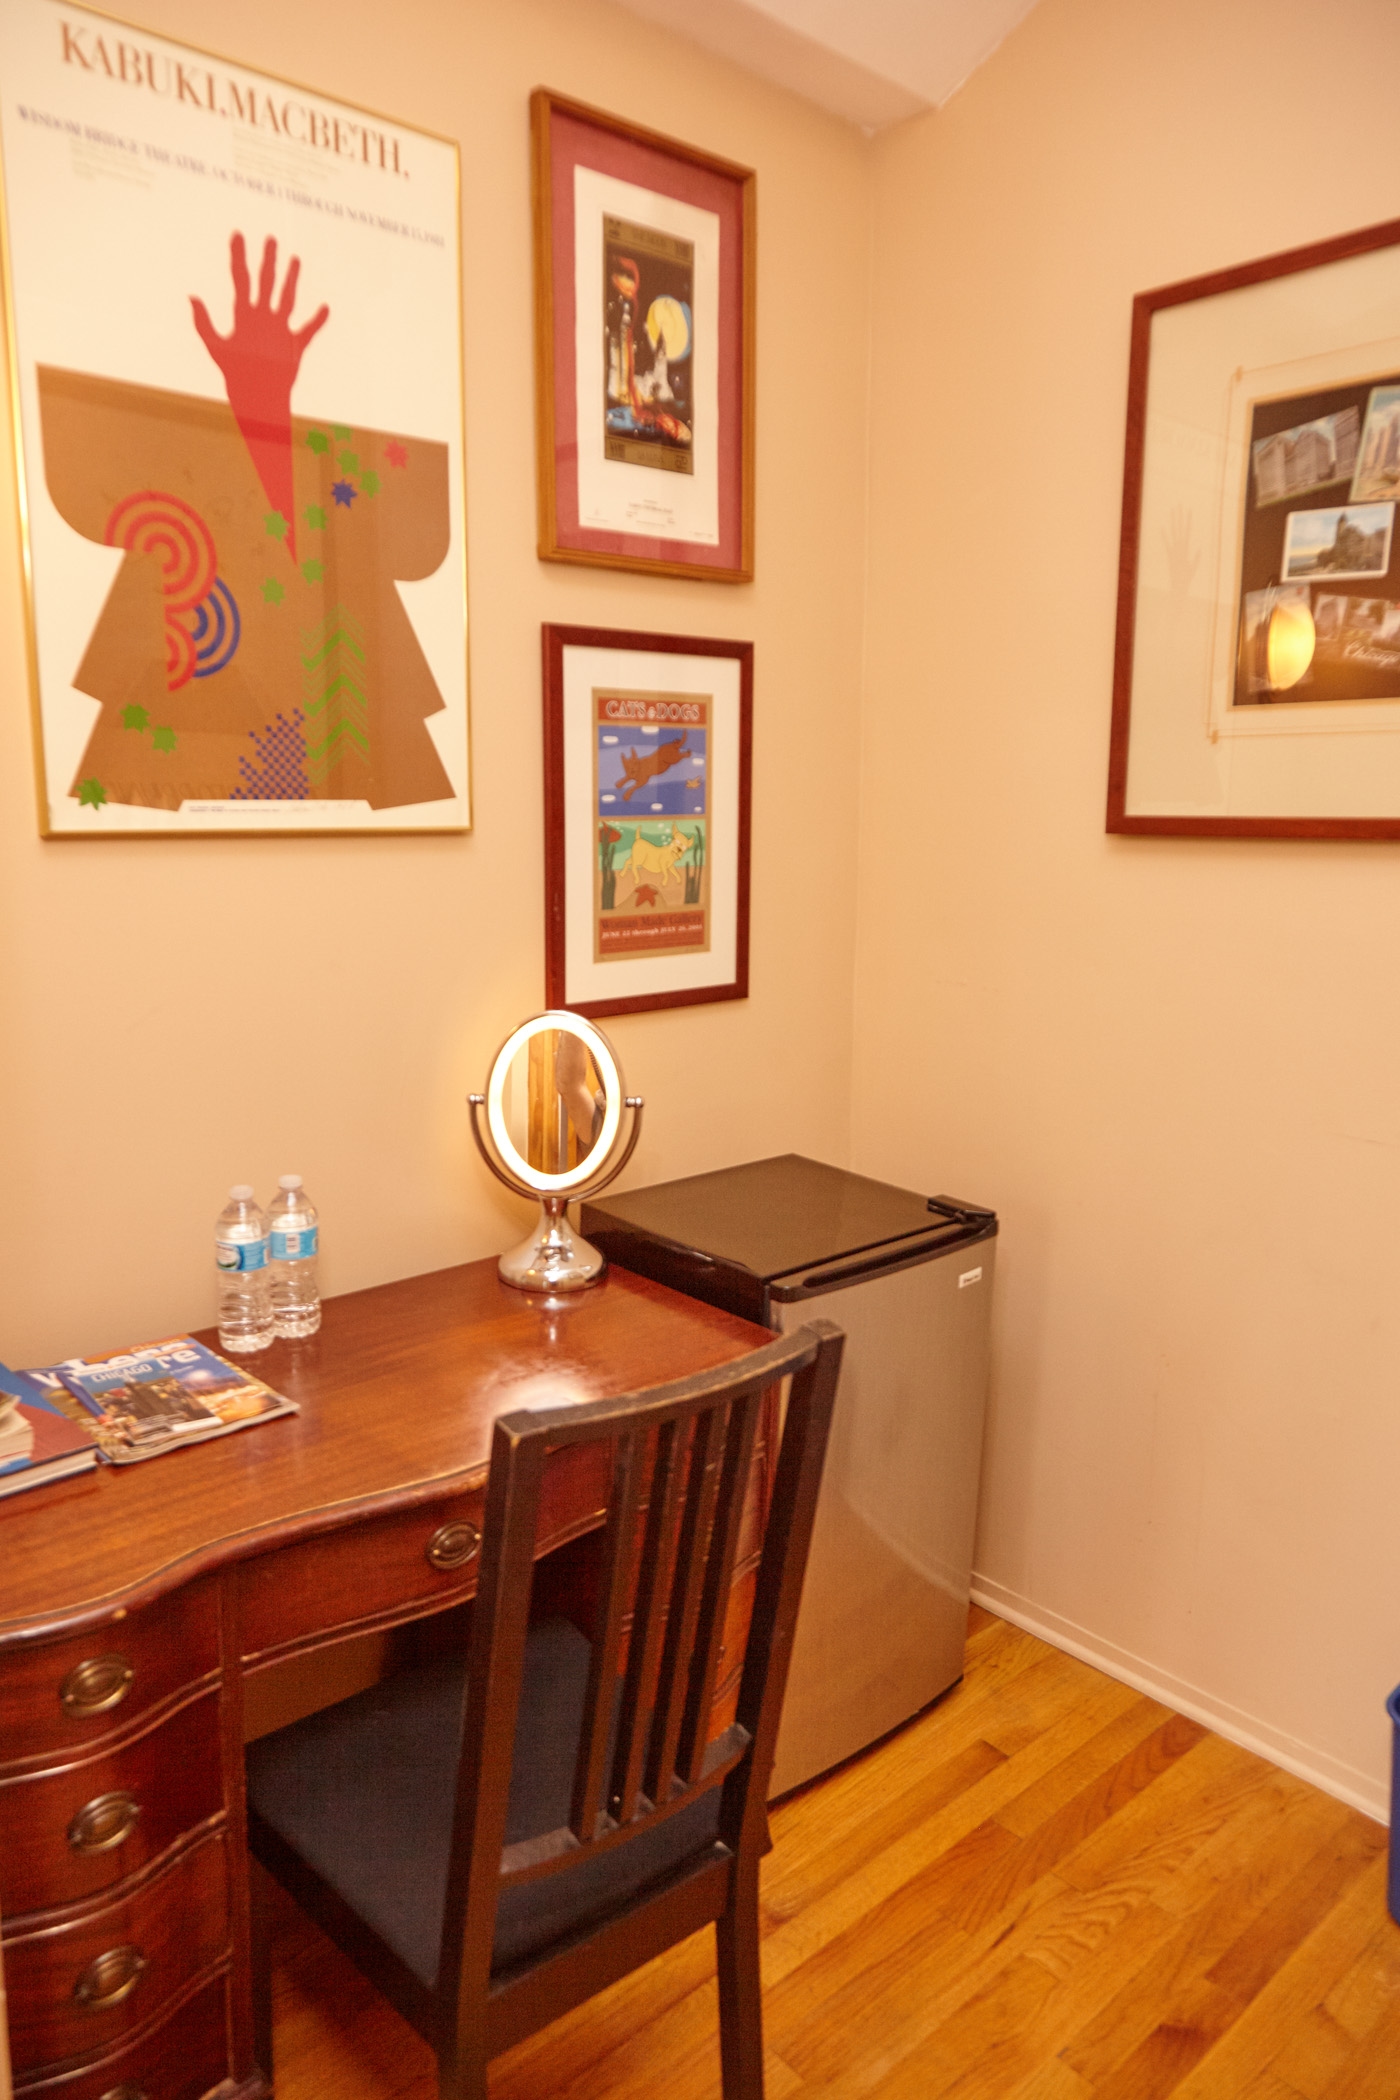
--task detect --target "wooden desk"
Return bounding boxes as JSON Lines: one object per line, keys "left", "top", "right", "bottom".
{"left": 0, "top": 1260, "right": 772, "bottom": 2100}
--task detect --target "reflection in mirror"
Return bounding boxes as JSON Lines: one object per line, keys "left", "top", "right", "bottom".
{"left": 498, "top": 1029, "right": 607, "bottom": 1178}
{"left": 536, "top": 1028, "right": 604, "bottom": 1171}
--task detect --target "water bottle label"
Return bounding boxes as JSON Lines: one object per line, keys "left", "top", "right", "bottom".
{"left": 216, "top": 1237, "right": 267, "bottom": 1272}
{"left": 271, "top": 1226, "right": 319, "bottom": 1261}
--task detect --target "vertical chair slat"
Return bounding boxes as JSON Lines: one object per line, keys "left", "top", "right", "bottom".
{"left": 610, "top": 1415, "right": 687, "bottom": 1824}
{"left": 645, "top": 1401, "right": 728, "bottom": 1804}
{"left": 719, "top": 1325, "right": 845, "bottom": 1862}
{"left": 676, "top": 1384, "right": 763, "bottom": 1785}
{"left": 439, "top": 1417, "right": 551, "bottom": 2043}
{"left": 569, "top": 1428, "right": 646, "bottom": 1843}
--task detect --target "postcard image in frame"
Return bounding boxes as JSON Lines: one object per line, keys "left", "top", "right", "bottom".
{"left": 532, "top": 89, "right": 754, "bottom": 583}
{"left": 546, "top": 626, "right": 750, "bottom": 1018}
{"left": 0, "top": 0, "right": 469, "bottom": 836}
{"left": 1108, "top": 215, "right": 1400, "bottom": 837}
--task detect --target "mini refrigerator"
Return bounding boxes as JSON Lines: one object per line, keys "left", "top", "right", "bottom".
{"left": 582, "top": 1154, "right": 997, "bottom": 1797}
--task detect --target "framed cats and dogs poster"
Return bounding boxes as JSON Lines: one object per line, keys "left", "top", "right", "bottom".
{"left": 0, "top": 0, "right": 468, "bottom": 835}
{"left": 531, "top": 89, "right": 755, "bottom": 583}
{"left": 543, "top": 625, "right": 752, "bottom": 1017}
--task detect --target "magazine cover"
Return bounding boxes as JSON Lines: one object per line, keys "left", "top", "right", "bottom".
{"left": 0, "top": 1361, "right": 100, "bottom": 1498}
{"left": 24, "top": 1337, "right": 297, "bottom": 1464}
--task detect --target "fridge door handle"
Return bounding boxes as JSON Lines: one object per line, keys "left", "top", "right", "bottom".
{"left": 778, "top": 1230, "right": 974, "bottom": 1299}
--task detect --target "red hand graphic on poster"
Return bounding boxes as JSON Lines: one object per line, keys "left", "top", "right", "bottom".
{"left": 190, "top": 234, "right": 328, "bottom": 560}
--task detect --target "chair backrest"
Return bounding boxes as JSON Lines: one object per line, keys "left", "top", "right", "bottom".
{"left": 436, "top": 1318, "right": 844, "bottom": 2024}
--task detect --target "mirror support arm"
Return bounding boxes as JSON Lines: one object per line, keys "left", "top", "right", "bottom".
{"left": 467, "top": 1094, "right": 525, "bottom": 1198}
{"left": 574, "top": 1097, "right": 645, "bottom": 1202}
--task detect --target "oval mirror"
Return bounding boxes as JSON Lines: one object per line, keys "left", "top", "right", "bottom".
{"left": 469, "top": 1013, "right": 642, "bottom": 1292}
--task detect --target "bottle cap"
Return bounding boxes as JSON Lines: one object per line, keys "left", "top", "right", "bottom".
{"left": 229, "top": 1183, "right": 254, "bottom": 1199}
{"left": 278, "top": 1174, "right": 303, "bottom": 1190}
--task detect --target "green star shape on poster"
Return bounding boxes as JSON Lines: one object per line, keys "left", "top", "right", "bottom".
{"left": 332, "top": 423, "right": 352, "bottom": 441}
{"left": 305, "top": 504, "right": 326, "bottom": 531}
{"left": 265, "top": 511, "right": 289, "bottom": 540}
{"left": 306, "top": 430, "right": 329, "bottom": 454}
{"left": 151, "top": 725, "right": 177, "bottom": 752}
{"left": 262, "top": 578, "right": 285, "bottom": 604}
{"left": 338, "top": 450, "right": 359, "bottom": 474}
{"left": 302, "top": 559, "right": 324, "bottom": 584}
{"left": 122, "top": 704, "right": 149, "bottom": 732}
{"left": 360, "top": 470, "right": 380, "bottom": 497}
{"left": 78, "top": 778, "right": 106, "bottom": 808}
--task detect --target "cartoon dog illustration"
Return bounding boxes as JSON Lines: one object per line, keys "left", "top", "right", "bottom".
{"left": 625, "top": 823, "right": 691, "bottom": 893}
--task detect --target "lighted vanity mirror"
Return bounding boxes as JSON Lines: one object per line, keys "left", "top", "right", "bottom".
{"left": 469, "top": 1012, "right": 643, "bottom": 1293}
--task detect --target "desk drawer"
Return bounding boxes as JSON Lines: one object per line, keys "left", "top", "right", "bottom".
{"left": 10, "top": 1972, "right": 228, "bottom": 2099}
{"left": 0, "top": 1584, "right": 220, "bottom": 1773}
{"left": 238, "top": 1490, "right": 487, "bottom": 1663}
{"left": 0, "top": 1691, "right": 223, "bottom": 1921}
{"left": 4, "top": 1828, "right": 229, "bottom": 2075}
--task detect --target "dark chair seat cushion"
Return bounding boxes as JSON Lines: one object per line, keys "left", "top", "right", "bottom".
{"left": 245, "top": 1617, "right": 722, "bottom": 1986}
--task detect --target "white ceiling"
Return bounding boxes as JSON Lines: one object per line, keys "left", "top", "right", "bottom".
{"left": 607, "top": 0, "right": 1043, "bottom": 132}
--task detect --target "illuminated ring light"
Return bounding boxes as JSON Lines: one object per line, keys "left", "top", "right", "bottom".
{"left": 106, "top": 491, "right": 217, "bottom": 613}
{"left": 486, "top": 1013, "right": 623, "bottom": 1197}
{"left": 164, "top": 616, "right": 196, "bottom": 691}
{"left": 191, "top": 577, "right": 242, "bottom": 678}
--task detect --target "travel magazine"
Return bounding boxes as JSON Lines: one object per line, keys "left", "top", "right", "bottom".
{"left": 20, "top": 1337, "right": 297, "bottom": 1467}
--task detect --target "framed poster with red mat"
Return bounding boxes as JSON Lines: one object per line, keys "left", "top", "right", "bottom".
{"left": 543, "top": 624, "right": 752, "bottom": 1018}
{"left": 531, "top": 89, "right": 755, "bottom": 584}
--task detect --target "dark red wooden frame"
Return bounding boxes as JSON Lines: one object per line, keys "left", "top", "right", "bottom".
{"left": 543, "top": 624, "right": 752, "bottom": 1018}
{"left": 531, "top": 89, "right": 756, "bottom": 584}
{"left": 1107, "top": 214, "right": 1400, "bottom": 839}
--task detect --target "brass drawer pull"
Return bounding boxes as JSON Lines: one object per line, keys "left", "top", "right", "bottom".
{"left": 426, "top": 1520, "right": 480, "bottom": 1572}
{"left": 60, "top": 1653, "right": 135, "bottom": 1719}
{"left": 99, "top": 2088, "right": 148, "bottom": 2100}
{"left": 69, "top": 1789, "right": 142, "bottom": 1855}
{"left": 74, "top": 1943, "right": 147, "bottom": 2010}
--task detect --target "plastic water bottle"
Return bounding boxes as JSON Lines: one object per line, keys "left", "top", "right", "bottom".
{"left": 216, "top": 1185, "right": 272, "bottom": 1354}
{"left": 268, "top": 1175, "right": 321, "bottom": 1338}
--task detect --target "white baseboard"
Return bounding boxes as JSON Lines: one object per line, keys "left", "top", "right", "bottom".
{"left": 971, "top": 1572, "right": 1390, "bottom": 1825}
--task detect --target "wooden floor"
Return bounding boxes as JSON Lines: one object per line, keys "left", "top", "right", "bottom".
{"left": 262, "top": 1608, "right": 1400, "bottom": 2098}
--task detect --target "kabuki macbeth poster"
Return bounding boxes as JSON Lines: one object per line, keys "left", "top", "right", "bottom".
{"left": 0, "top": 1, "right": 469, "bottom": 835}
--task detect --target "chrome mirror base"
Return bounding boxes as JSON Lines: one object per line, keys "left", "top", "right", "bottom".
{"left": 498, "top": 1196, "right": 605, "bottom": 1294}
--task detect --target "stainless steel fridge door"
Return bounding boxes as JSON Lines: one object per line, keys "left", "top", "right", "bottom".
{"left": 768, "top": 1237, "right": 994, "bottom": 1797}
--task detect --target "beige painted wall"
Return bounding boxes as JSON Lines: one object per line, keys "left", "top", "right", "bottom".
{"left": 854, "top": 0, "right": 1400, "bottom": 1812}
{"left": 0, "top": 0, "right": 867, "bottom": 1365}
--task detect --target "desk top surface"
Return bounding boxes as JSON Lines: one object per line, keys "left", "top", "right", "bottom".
{"left": 0, "top": 1259, "right": 771, "bottom": 1644}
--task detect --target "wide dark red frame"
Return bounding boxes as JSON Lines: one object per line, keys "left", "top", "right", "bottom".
{"left": 531, "top": 89, "right": 755, "bottom": 584}
{"left": 1107, "top": 213, "right": 1400, "bottom": 839}
{"left": 543, "top": 624, "right": 752, "bottom": 1018}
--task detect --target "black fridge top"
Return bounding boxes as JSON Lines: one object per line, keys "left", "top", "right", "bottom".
{"left": 582, "top": 1154, "right": 995, "bottom": 1289}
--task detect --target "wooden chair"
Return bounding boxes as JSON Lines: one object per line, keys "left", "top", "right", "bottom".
{"left": 245, "top": 1319, "right": 844, "bottom": 2099}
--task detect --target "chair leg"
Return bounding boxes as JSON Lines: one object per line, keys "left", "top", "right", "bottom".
{"left": 716, "top": 1861, "right": 766, "bottom": 2100}
{"left": 437, "top": 2037, "right": 490, "bottom": 2100}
